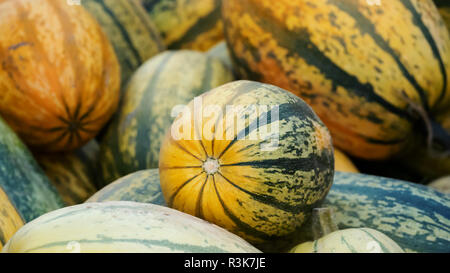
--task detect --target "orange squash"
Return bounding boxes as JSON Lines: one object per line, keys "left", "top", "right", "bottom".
{"left": 222, "top": 0, "right": 450, "bottom": 160}
{"left": 0, "top": 0, "right": 120, "bottom": 152}
{"left": 159, "top": 80, "right": 334, "bottom": 250}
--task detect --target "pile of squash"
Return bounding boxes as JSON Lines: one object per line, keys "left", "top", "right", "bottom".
{"left": 0, "top": 0, "right": 448, "bottom": 253}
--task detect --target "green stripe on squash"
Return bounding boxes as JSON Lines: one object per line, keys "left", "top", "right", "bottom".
{"left": 222, "top": 0, "right": 450, "bottom": 160}
{"left": 0, "top": 117, "right": 64, "bottom": 223}
{"left": 82, "top": 0, "right": 165, "bottom": 86}
{"left": 2, "top": 201, "right": 261, "bottom": 253}
{"left": 137, "top": 0, "right": 224, "bottom": 51}
{"left": 98, "top": 50, "right": 234, "bottom": 186}
{"left": 325, "top": 172, "right": 450, "bottom": 253}
{"left": 86, "top": 169, "right": 165, "bottom": 205}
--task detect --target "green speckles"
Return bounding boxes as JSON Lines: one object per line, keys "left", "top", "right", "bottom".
{"left": 99, "top": 50, "right": 234, "bottom": 185}
{"left": 325, "top": 172, "right": 450, "bottom": 253}
{"left": 0, "top": 117, "right": 64, "bottom": 222}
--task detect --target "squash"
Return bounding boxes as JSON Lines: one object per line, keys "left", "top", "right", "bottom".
{"left": 0, "top": 117, "right": 64, "bottom": 250}
{"left": 0, "top": 0, "right": 120, "bottom": 152}
{"left": 290, "top": 228, "right": 404, "bottom": 253}
{"left": 87, "top": 169, "right": 165, "bottom": 205}
{"left": 159, "top": 80, "right": 335, "bottom": 251}
{"left": 35, "top": 141, "right": 100, "bottom": 205}
{"left": 222, "top": 0, "right": 450, "bottom": 160}
{"left": 428, "top": 176, "right": 450, "bottom": 194}
{"left": 99, "top": 50, "right": 234, "bottom": 185}
{"left": 137, "top": 0, "right": 223, "bottom": 51}
{"left": 325, "top": 172, "right": 450, "bottom": 253}
{"left": 2, "top": 201, "right": 261, "bottom": 253}
{"left": 334, "top": 148, "right": 358, "bottom": 173}
{"left": 82, "top": 0, "right": 165, "bottom": 87}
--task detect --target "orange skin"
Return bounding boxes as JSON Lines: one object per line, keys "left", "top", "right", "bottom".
{"left": 0, "top": 0, "right": 120, "bottom": 152}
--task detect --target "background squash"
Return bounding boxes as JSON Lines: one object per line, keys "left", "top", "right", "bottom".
{"left": 290, "top": 228, "right": 404, "bottom": 253}
{"left": 137, "top": 0, "right": 223, "bottom": 51}
{"left": 2, "top": 201, "right": 261, "bottom": 253}
{"left": 82, "top": 0, "right": 165, "bottom": 87}
{"left": 325, "top": 172, "right": 450, "bottom": 253}
{"left": 0, "top": 117, "right": 64, "bottom": 250}
{"left": 334, "top": 148, "right": 359, "bottom": 173}
{"left": 35, "top": 141, "right": 100, "bottom": 206}
{"left": 99, "top": 50, "right": 234, "bottom": 185}
{"left": 0, "top": 0, "right": 120, "bottom": 152}
{"left": 222, "top": 0, "right": 450, "bottom": 160}
{"left": 428, "top": 175, "right": 450, "bottom": 194}
{"left": 159, "top": 80, "right": 334, "bottom": 251}
{"left": 87, "top": 169, "right": 165, "bottom": 205}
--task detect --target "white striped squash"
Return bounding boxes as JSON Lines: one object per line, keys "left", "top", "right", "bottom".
{"left": 2, "top": 201, "right": 261, "bottom": 253}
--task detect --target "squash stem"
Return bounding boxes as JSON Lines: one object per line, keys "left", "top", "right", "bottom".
{"left": 309, "top": 207, "right": 339, "bottom": 240}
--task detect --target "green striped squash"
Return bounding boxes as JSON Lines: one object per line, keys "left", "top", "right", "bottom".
{"left": 87, "top": 169, "right": 165, "bottom": 205}
{"left": 159, "top": 80, "right": 335, "bottom": 252}
{"left": 290, "top": 228, "right": 404, "bottom": 253}
{"left": 82, "top": 0, "right": 165, "bottom": 86}
{"left": 99, "top": 50, "right": 234, "bottom": 185}
{"left": 35, "top": 140, "right": 100, "bottom": 206}
{"left": 0, "top": 117, "right": 64, "bottom": 250}
{"left": 325, "top": 172, "right": 450, "bottom": 253}
{"left": 2, "top": 201, "right": 261, "bottom": 253}
{"left": 222, "top": 0, "right": 450, "bottom": 160}
{"left": 138, "top": 0, "right": 223, "bottom": 51}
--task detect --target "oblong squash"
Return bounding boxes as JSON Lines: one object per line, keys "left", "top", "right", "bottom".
{"left": 2, "top": 201, "right": 261, "bottom": 253}
{"left": 0, "top": 0, "right": 120, "bottom": 152}
{"left": 87, "top": 169, "right": 165, "bottom": 205}
{"left": 325, "top": 172, "right": 450, "bottom": 253}
{"left": 82, "top": 0, "right": 165, "bottom": 86}
{"left": 0, "top": 117, "right": 64, "bottom": 250}
{"left": 290, "top": 228, "right": 404, "bottom": 253}
{"left": 222, "top": 0, "right": 450, "bottom": 160}
{"left": 138, "top": 0, "right": 224, "bottom": 51}
{"left": 99, "top": 50, "right": 234, "bottom": 185}
{"left": 159, "top": 80, "right": 334, "bottom": 250}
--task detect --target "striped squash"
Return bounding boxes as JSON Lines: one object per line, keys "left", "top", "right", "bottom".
{"left": 222, "top": 0, "right": 450, "bottom": 160}
{"left": 2, "top": 201, "right": 261, "bottom": 253}
{"left": 99, "top": 50, "right": 234, "bottom": 185}
{"left": 35, "top": 140, "right": 100, "bottom": 206}
{"left": 87, "top": 169, "right": 165, "bottom": 205}
{"left": 138, "top": 0, "right": 223, "bottom": 51}
{"left": 82, "top": 0, "right": 165, "bottom": 87}
{"left": 159, "top": 80, "right": 335, "bottom": 251}
{"left": 0, "top": 0, "right": 120, "bottom": 152}
{"left": 290, "top": 228, "right": 404, "bottom": 253}
{"left": 435, "top": 0, "right": 450, "bottom": 31}
{"left": 325, "top": 172, "right": 450, "bottom": 253}
{"left": 0, "top": 117, "right": 64, "bottom": 250}
{"left": 334, "top": 148, "right": 359, "bottom": 173}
